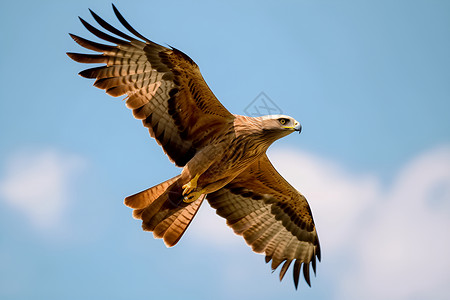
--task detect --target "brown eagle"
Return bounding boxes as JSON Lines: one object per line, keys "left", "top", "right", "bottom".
{"left": 67, "top": 4, "right": 320, "bottom": 289}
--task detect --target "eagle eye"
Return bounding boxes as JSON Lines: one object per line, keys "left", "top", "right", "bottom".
{"left": 278, "top": 118, "right": 289, "bottom": 125}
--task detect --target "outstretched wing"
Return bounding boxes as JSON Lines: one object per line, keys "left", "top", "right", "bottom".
{"left": 206, "top": 154, "right": 321, "bottom": 289}
{"left": 67, "top": 5, "right": 234, "bottom": 166}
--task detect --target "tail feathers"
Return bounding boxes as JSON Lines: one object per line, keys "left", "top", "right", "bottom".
{"left": 153, "top": 194, "right": 205, "bottom": 247}
{"left": 124, "top": 175, "right": 181, "bottom": 209}
{"left": 126, "top": 175, "right": 205, "bottom": 247}
{"left": 140, "top": 179, "right": 184, "bottom": 229}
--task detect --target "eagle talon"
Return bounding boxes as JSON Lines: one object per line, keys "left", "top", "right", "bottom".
{"left": 182, "top": 174, "right": 201, "bottom": 195}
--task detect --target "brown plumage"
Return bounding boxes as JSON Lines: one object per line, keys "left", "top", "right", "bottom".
{"left": 67, "top": 4, "right": 320, "bottom": 289}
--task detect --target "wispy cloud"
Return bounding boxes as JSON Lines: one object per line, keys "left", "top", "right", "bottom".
{"left": 0, "top": 149, "right": 86, "bottom": 231}
{"left": 189, "top": 199, "right": 243, "bottom": 246}
{"left": 269, "top": 145, "right": 450, "bottom": 300}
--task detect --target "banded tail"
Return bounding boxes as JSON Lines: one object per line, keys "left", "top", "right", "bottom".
{"left": 125, "top": 175, "right": 205, "bottom": 247}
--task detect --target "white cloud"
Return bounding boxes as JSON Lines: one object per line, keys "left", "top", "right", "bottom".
{"left": 268, "top": 145, "right": 450, "bottom": 300}
{"left": 343, "top": 146, "right": 450, "bottom": 300}
{"left": 0, "top": 149, "right": 85, "bottom": 230}
{"left": 189, "top": 199, "right": 243, "bottom": 246}
{"left": 269, "top": 148, "right": 380, "bottom": 254}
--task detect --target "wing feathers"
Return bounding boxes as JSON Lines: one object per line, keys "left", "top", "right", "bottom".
{"left": 112, "top": 3, "right": 152, "bottom": 43}
{"left": 207, "top": 154, "right": 320, "bottom": 288}
{"left": 125, "top": 82, "right": 161, "bottom": 109}
{"left": 303, "top": 262, "right": 311, "bottom": 287}
{"left": 311, "top": 253, "right": 317, "bottom": 275}
{"left": 89, "top": 8, "right": 136, "bottom": 42}
{"left": 79, "top": 17, "right": 128, "bottom": 45}
{"left": 66, "top": 52, "right": 107, "bottom": 64}
{"left": 270, "top": 233, "right": 291, "bottom": 270}
{"left": 69, "top": 33, "right": 115, "bottom": 52}
{"left": 242, "top": 211, "right": 274, "bottom": 246}
{"left": 68, "top": 6, "right": 234, "bottom": 167}
{"left": 293, "top": 260, "right": 301, "bottom": 289}
{"left": 83, "top": 64, "right": 149, "bottom": 80}
{"left": 251, "top": 222, "right": 283, "bottom": 253}
{"left": 96, "top": 73, "right": 158, "bottom": 95}
{"left": 279, "top": 259, "right": 293, "bottom": 281}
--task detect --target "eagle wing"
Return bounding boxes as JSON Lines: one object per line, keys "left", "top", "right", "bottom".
{"left": 67, "top": 5, "right": 234, "bottom": 166}
{"left": 207, "top": 154, "right": 321, "bottom": 289}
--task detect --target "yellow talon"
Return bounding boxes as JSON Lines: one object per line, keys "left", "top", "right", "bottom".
{"left": 182, "top": 174, "right": 201, "bottom": 195}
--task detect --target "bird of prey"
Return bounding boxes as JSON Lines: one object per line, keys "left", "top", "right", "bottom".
{"left": 67, "top": 4, "right": 321, "bottom": 289}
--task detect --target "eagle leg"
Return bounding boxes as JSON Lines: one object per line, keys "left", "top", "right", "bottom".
{"left": 182, "top": 173, "right": 201, "bottom": 196}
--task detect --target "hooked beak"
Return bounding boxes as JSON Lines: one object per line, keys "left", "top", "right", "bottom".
{"left": 294, "top": 122, "right": 302, "bottom": 134}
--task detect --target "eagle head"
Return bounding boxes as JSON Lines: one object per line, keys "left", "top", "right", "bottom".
{"left": 260, "top": 114, "right": 302, "bottom": 138}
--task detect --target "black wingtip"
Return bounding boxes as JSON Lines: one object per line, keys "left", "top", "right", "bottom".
{"left": 278, "top": 259, "right": 292, "bottom": 282}
{"left": 293, "top": 260, "right": 300, "bottom": 290}
{"left": 66, "top": 52, "right": 79, "bottom": 61}
{"left": 78, "top": 66, "right": 103, "bottom": 78}
{"left": 111, "top": 3, "right": 151, "bottom": 43}
{"left": 317, "top": 243, "right": 322, "bottom": 262}
{"left": 78, "top": 14, "right": 127, "bottom": 45}
{"left": 88, "top": 8, "right": 97, "bottom": 21}
{"left": 88, "top": 6, "right": 135, "bottom": 41}
{"left": 312, "top": 255, "right": 317, "bottom": 275}
{"left": 303, "top": 263, "right": 311, "bottom": 287}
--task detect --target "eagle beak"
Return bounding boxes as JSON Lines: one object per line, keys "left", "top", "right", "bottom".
{"left": 294, "top": 122, "right": 302, "bottom": 134}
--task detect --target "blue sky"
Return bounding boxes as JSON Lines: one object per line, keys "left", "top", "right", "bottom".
{"left": 1, "top": 1, "right": 449, "bottom": 299}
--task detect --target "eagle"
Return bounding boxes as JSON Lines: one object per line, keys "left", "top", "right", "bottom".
{"left": 67, "top": 4, "right": 321, "bottom": 289}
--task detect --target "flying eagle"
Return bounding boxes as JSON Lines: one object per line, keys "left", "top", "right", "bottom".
{"left": 67, "top": 4, "right": 321, "bottom": 289}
